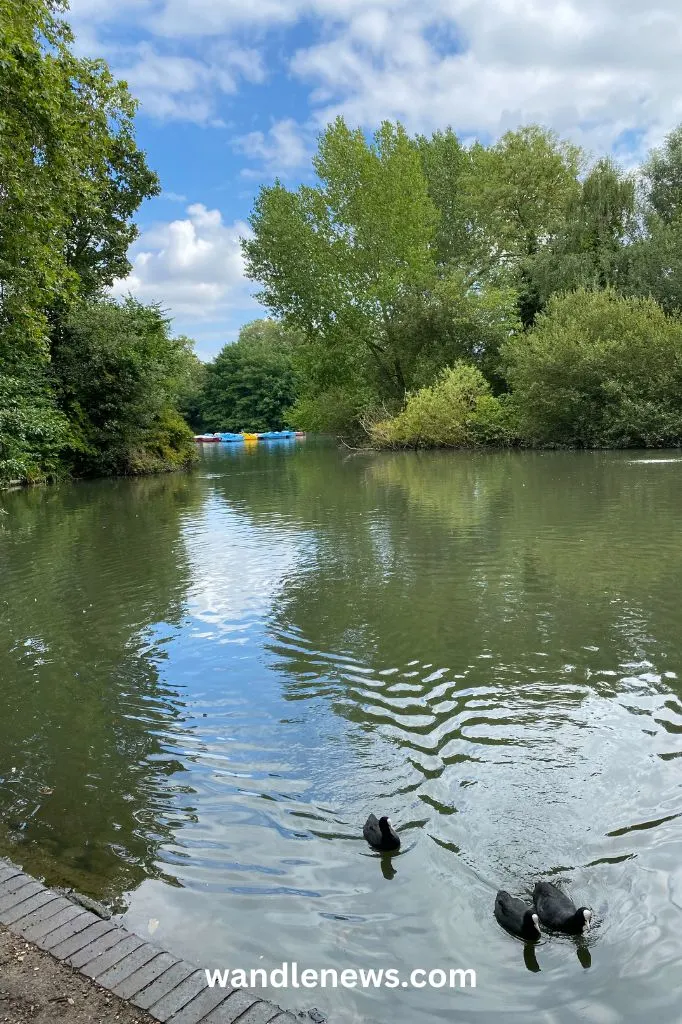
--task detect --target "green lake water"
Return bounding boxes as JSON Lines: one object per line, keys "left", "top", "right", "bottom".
{"left": 1, "top": 441, "right": 681, "bottom": 1022}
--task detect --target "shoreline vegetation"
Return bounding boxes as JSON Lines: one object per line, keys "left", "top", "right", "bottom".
{"left": 240, "top": 121, "right": 682, "bottom": 453}
{"left": 0, "top": 1, "right": 198, "bottom": 489}
{"left": 4, "top": 6, "right": 682, "bottom": 490}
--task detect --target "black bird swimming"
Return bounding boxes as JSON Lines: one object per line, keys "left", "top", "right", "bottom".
{"left": 533, "top": 881, "right": 592, "bottom": 934}
{"left": 363, "top": 814, "right": 401, "bottom": 851}
{"left": 494, "top": 891, "right": 541, "bottom": 941}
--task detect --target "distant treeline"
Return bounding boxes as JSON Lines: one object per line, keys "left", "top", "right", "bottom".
{"left": 228, "top": 118, "right": 682, "bottom": 449}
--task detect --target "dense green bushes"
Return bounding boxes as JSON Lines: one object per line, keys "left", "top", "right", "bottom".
{"left": 52, "top": 300, "right": 196, "bottom": 477}
{"left": 372, "top": 291, "right": 682, "bottom": 451}
{"left": 0, "top": 366, "right": 70, "bottom": 482}
{"left": 503, "top": 290, "right": 682, "bottom": 448}
{"left": 369, "top": 364, "right": 513, "bottom": 448}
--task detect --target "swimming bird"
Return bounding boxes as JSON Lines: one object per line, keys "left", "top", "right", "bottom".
{"left": 363, "top": 814, "right": 401, "bottom": 851}
{"left": 494, "top": 891, "right": 541, "bottom": 941}
{"left": 533, "top": 881, "right": 592, "bottom": 934}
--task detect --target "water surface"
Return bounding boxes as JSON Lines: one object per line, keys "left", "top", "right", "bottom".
{"left": 1, "top": 443, "right": 681, "bottom": 1023}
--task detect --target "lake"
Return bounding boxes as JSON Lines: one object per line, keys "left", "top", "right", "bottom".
{"left": 1, "top": 442, "right": 681, "bottom": 1023}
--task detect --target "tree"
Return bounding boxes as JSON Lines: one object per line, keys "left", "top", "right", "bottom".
{"left": 414, "top": 128, "right": 472, "bottom": 269}
{"left": 464, "top": 126, "right": 583, "bottom": 265}
{"left": 243, "top": 119, "right": 522, "bottom": 432}
{"left": 642, "top": 126, "right": 682, "bottom": 225}
{"left": 0, "top": 0, "right": 158, "bottom": 355}
{"left": 51, "top": 299, "right": 196, "bottom": 476}
{"left": 1, "top": 0, "right": 161, "bottom": 484}
{"left": 621, "top": 128, "right": 682, "bottom": 315}
{"left": 243, "top": 119, "right": 440, "bottom": 426}
{"left": 200, "top": 319, "right": 299, "bottom": 433}
{"left": 462, "top": 126, "right": 583, "bottom": 325}
{"left": 526, "top": 158, "right": 637, "bottom": 307}
{"left": 175, "top": 343, "right": 207, "bottom": 432}
{"left": 503, "top": 289, "right": 682, "bottom": 447}
{"left": 623, "top": 218, "right": 682, "bottom": 314}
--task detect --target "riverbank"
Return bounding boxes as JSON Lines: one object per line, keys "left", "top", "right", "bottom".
{"left": 0, "top": 925, "right": 156, "bottom": 1024}
{"left": 0, "top": 861, "right": 296, "bottom": 1024}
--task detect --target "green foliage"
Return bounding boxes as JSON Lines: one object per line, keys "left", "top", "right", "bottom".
{"left": 51, "top": 299, "right": 196, "bottom": 477}
{"left": 526, "top": 159, "right": 637, "bottom": 308}
{"left": 642, "top": 126, "right": 682, "bottom": 225}
{"left": 243, "top": 119, "right": 441, "bottom": 423}
{"left": 0, "top": 364, "right": 70, "bottom": 482}
{"left": 414, "top": 128, "right": 472, "bottom": 268}
{"left": 0, "top": 1, "right": 171, "bottom": 486}
{"left": 370, "top": 362, "right": 513, "bottom": 448}
{"left": 387, "top": 273, "right": 521, "bottom": 392}
{"left": 0, "top": 0, "right": 158, "bottom": 358}
{"left": 174, "top": 343, "right": 207, "bottom": 432}
{"left": 623, "top": 216, "right": 682, "bottom": 314}
{"left": 503, "top": 289, "right": 682, "bottom": 447}
{"left": 464, "top": 126, "right": 583, "bottom": 266}
{"left": 199, "top": 319, "right": 299, "bottom": 433}
{"left": 243, "top": 115, "right": 682, "bottom": 449}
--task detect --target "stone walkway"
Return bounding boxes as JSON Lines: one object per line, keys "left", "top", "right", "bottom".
{"left": 0, "top": 860, "right": 295, "bottom": 1024}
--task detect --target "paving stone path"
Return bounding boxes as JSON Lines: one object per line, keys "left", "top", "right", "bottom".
{"left": 0, "top": 859, "right": 296, "bottom": 1024}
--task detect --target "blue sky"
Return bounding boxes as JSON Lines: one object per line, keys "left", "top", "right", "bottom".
{"left": 66, "top": 0, "right": 682, "bottom": 359}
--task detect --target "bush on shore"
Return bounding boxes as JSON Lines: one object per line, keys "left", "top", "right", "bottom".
{"left": 503, "top": 289, "right": 682, "bottom": 448}
{"left": 52, "top": 299, "right": 197, "bottom": 478}
{"left": 369, "top": 362, "right": 515, "bottom": 449}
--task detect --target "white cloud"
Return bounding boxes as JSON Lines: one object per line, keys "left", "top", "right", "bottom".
{"left": 111, "top": 204, "right": 255, "bottom": 326}
{"left": 147, "top": 0, "right": 298, "bottom": 38}
{"left": 65, "top": 0, "right": 682, "bottom": 158}
{"left": 234, "top": 119, "right": 311, "bottom": 176}
{"left": 289, "top": 0, "right": 682, "bottom": 158}
{"left": 115, "top": 42, "right": 264, "bottom": 124}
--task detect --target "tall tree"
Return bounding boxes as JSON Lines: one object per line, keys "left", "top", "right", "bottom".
{"left": 1, "top": 0, "right": 160, "bottom": 483}
{"left": 462, "top": 126, "right": 583, "bottom": 325}
{"left": 623, "top": 128, "right": 682, "bottom": 314}
{"left": 414, "top": 128, "right": 472, "bottom": 269}
{"left": 244, "top": 119, "right": 518, "bottom": 430}
{"left": 526, "top": 158, "right": 637, "bottom": 307}
{"left": 0, "top": 0, "right": 158, "bottom": 351}
{"left": 243, "top": 119, "right": 439, "bottom": 418}
{"left": 642, "top": 126, "right": 682, "bottom": 225}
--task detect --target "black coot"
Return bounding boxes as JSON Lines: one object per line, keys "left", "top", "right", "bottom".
{"left": 494, "top": 891, "right": 541, "bottom": 940}
{"left": 363, "top": 814, "right": 401, "bottom": 851}
{"left": 533, "top": 881, "right": 592, "bottom": 934}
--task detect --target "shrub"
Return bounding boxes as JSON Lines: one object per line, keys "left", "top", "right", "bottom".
{"left": 369, "top": 362, "right": 513, "bottom": 448}
{"left": 503, "top": 289, "right": 682, "bottom": 447}
{"left": 52, "top": 298, "right": 197, "bottom": 477}
{"left": 0, "top": 367, "right": 70, "bottom": 484}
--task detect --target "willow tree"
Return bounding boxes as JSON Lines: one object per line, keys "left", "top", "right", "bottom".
{"left": 525, "top": 158, "right": 637, "bottom": 308}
